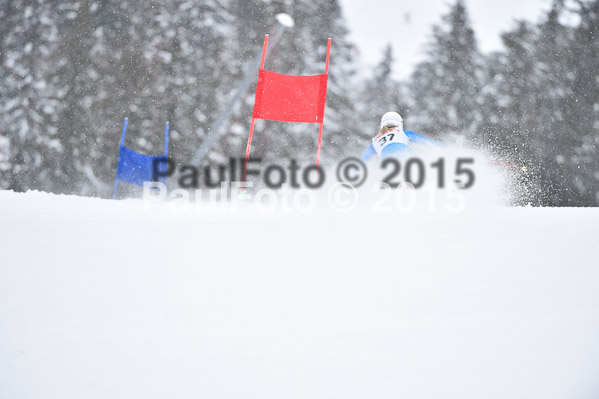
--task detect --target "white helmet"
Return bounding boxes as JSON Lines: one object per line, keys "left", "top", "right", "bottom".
{"left": 380, "top": 111, "right": 403, "bottom": 129}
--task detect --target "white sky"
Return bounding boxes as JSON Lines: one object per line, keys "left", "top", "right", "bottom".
{"left": 339, "top": 0, "right": 552, "bottom": 80}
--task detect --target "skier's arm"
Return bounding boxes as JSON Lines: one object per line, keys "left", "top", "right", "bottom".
{"left": 361, "top": 143, "right": 377, "bottom": 162}
{"left": 405, "top": 131, "right": 443, "bottom": 147}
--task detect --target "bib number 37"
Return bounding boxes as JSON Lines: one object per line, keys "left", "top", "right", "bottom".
{"left": 372, "top": 130, "right": 409, "bottom": 156}
{"left": 378, "top": 133, "right": 395, "bottom": 145}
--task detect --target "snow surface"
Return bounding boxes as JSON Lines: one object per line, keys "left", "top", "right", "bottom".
{"left": 1, "top": 188, "right": 599, "bottom": 399}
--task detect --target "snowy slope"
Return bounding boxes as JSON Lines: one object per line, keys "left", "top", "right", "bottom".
{"left": 1, "top": 189, "right": 599, "bottom": 399}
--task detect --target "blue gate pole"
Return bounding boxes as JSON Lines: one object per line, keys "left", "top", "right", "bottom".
{"left": 164, "top": 121, "right": 169, "bottom": 157}
{"left": 160, "top": 121, "right": 170, "bottom": 185}
{"left": 113, "top": 117, "right": 128, "bottom": 199}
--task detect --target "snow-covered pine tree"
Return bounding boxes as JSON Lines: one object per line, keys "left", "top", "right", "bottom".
{"left": 552, "top": 0, "right": 599, "bottom": 206}
{"left": 43, "top": 0, "right": 111, "bottom": 195}
{"left": 479, "top": 21, "right": 538, "bottom": 160}
{"left": 533, "top": 0, "right": 599, "bottom": 205}
{"left": 0, "top": 0, "right": 63, "bottom": 192}
{"left": 409, "top": 0, "right": 482, "bottom": 140}
{"left": 476, "top": 21, "right": 545, "bottom": 205}
{"left": 474, "top": 0, "right": 599, "bottom": 206}
{"left": 174, "top": 0, "right": 235, "bottom": 167}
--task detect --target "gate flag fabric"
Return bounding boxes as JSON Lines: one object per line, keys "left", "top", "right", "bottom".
{"left": 252, "top": 70, "right": 328, "bottom": 123}
{"left": 244, "top": 34, "right": 331, "bottom": 179}
{"left": 113, "top": 118, "right": 170, "bottom": 199}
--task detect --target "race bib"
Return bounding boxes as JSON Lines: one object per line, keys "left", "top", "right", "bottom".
{"left": 372, "top": 129, "right": 409, "bottom": 157}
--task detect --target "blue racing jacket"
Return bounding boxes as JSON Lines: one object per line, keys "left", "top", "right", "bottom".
{"left": 361, "top": 130, "right": 441, "bottom": 161}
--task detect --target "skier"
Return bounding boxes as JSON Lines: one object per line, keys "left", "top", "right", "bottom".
{"left": 360, "top": 112, "right": 441, "bottom": 161}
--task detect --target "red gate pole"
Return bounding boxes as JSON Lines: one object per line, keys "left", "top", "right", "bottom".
{"left": 316, "top": 38, "right": 331, "bottom": 167}
{"left": 243, "top": 34, "right": 269, "bottom": 182}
